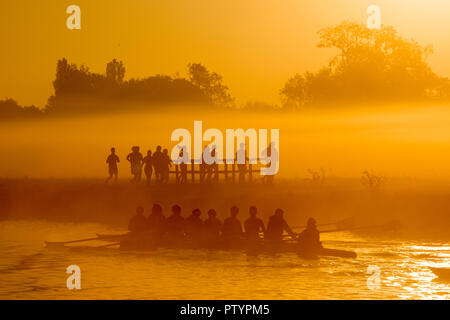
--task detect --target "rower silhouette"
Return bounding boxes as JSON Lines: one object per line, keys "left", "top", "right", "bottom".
{"left": 105, "top": 147, "right": 120, "bottom": 183}
{"left": 222, "top": 206, "right": 244, "bottom": 240}
{"left": 128, "top": 206, "right": 147, "bottom": 233}
{"left": 166, "top": 205, "right": 185, "bottom": 242}
{"left": 185, "top": 209, "right": 204, "bottom": 241}
{"left": 204, "top": 209, "right": 222, "bottom": 241}
{"left": 266, "top": 208, "right": 296, "bottom": 241}
{"left": 244, "top": 206, "right": 266, "bottom": 239}
{"left": 147, "top": 204, "right": 166, "bottom": 239}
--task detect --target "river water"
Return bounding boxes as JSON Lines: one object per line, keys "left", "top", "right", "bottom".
{"left": 0, "top": 220, "right": 449, "bottom": 300}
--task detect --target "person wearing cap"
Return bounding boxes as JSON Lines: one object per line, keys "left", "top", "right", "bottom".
{"left": 244, "top": 206, "right": 266, "bottom": 240}
{"left": 265, "top": 208, "right": 296, "bottom": 241}
{"left": 298, "top": 217, "right": 322, "bottom": 255}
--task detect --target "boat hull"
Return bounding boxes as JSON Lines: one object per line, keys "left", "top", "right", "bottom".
{"left": 119, "top": 237, "right": 357, "bottom": 259}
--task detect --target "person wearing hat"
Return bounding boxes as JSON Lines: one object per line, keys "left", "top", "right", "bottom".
{"left": 265, "top": 208, "right": 296, "bottom": 241}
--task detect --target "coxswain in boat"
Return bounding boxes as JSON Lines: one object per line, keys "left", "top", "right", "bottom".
{"left": 265, "top": 208, "right": 296, "bottom": 242}
{"left": 165, "top": 205, "right": 185, "bottom": 243}
{"left": 297, "top": 218, "right": 322, "bottom": 257}
{"left": 204, "top": 209, "right": 222, "bottom": 243}
{"left": 222, "top": 206, "right": 244, "bottom": 247}
{"left": 244, "top": 206, "right": 265, "bottom": 240}
{"left": 185, "top": 209, "right": 204, "bottom": 243}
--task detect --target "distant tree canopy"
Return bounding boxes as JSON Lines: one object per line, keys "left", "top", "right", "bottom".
{"left": 3, "top": 21, "right": 450, "bottom": 121}
{"left": 188, "top": 63, "right": 234, "bottom": 107}
{"left": 0, "top": 99, "right": 43, "bottom": 120}
{"left": 45, "top": 58, "right": 234, "bottom": 115}
{"left": 0, "top": 58, "right": 234, "bottom": 120}
{"left": 281, "top": 21, "right": 450, "bottom": 109}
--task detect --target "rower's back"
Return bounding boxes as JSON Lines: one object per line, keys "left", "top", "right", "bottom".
{"left": 128, "top": 206, "right": 147, "bottom": 233}
{"left": 166, "top": 205, "right": 185, "bottom": 240}
{"left": 222, "top": 206, "right": 243, "bottom": 240}
{"left": 147, "top": 204, "right": 166, "bottom": 238}
{"left": 204, "top": 209, "right": 222, "bottom": 240}
{"left": 244, "top": 206, "right": 265, "bottom": 240}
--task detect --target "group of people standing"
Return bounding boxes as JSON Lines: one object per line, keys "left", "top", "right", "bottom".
{"left": 126, "top": 204, "right": 323, "bottom": 253}
{"left": 106, "top": 146, "right": 172, "bottom": 184}
{"left": 105, "top": 145, "right": 263, "bottom": 184}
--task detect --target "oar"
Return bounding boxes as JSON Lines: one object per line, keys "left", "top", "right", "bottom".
{"left": 319, "top": 221, "right": 399, "bottom": 234}
{"left": 96, "top": 242, "right": 120, "bottom": 248}
{"left": 96, "top": 233, "right": 129, "bottom": 240}
{"left": 45, "top": 237, "right": 103, "bottom": 247}
{"left": 292, "top": 217, "right": 354, "bottom": 230}
{"left": 45, "top": 232, "right": 129, "bottom": 247}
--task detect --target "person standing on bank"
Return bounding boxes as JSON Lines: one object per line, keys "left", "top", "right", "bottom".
{"left": 105, "top": 147, "right": 120, "bottom": 183}
{"left": 143, "top": 150, "right": 153, "bottom": 185}
{"left": 127, "top": 146, "right": 143, "bottom": 183}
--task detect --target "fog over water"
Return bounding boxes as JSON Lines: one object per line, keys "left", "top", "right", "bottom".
{"left": 2, "top": 104, "right": 450, "bottom": 180}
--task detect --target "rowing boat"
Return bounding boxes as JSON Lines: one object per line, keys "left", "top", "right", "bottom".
{"left": 46, "top": 233, "right": 357, "bottom": 259}
{"left": 117, "top": 235, "right": 357, "bottom": 259}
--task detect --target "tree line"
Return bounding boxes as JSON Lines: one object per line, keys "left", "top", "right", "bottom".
{"left": 2, "top": 21, "right": 450, "bottom": 120}
{"left": 0, "top": 59, "right": 234, "bottom": 121}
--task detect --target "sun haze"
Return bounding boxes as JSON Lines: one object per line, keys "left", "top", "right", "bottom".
{"left": 1, "top": 0, "right": 450, "bottom": 107}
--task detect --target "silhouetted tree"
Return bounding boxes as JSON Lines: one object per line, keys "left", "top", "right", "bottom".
{"left": 106, "top": 59, "right": 125, "bottom": 84}
{"left": 0, "top": 99, "right": 43, "bottom": 121}
{"left": 188, "top": 63, "right": 235, "bottom": 107}
{"left": 45, "top": 59, "right": 223, "bottom": 115}
{"left": 281, "top": 21, "right": 449, "bottom": 108}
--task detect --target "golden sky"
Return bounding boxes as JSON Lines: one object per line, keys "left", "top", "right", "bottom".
{"left": 1, "top": 0, "right": 450, "bottom": 107}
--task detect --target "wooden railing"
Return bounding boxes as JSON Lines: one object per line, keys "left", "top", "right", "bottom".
{"left": 170, "top": 158, "right": 264, "bottom": 183}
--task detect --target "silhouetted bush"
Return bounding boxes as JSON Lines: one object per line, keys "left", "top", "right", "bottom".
{"left": 0, "top": 99, "right": 43, "bottom": 121}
